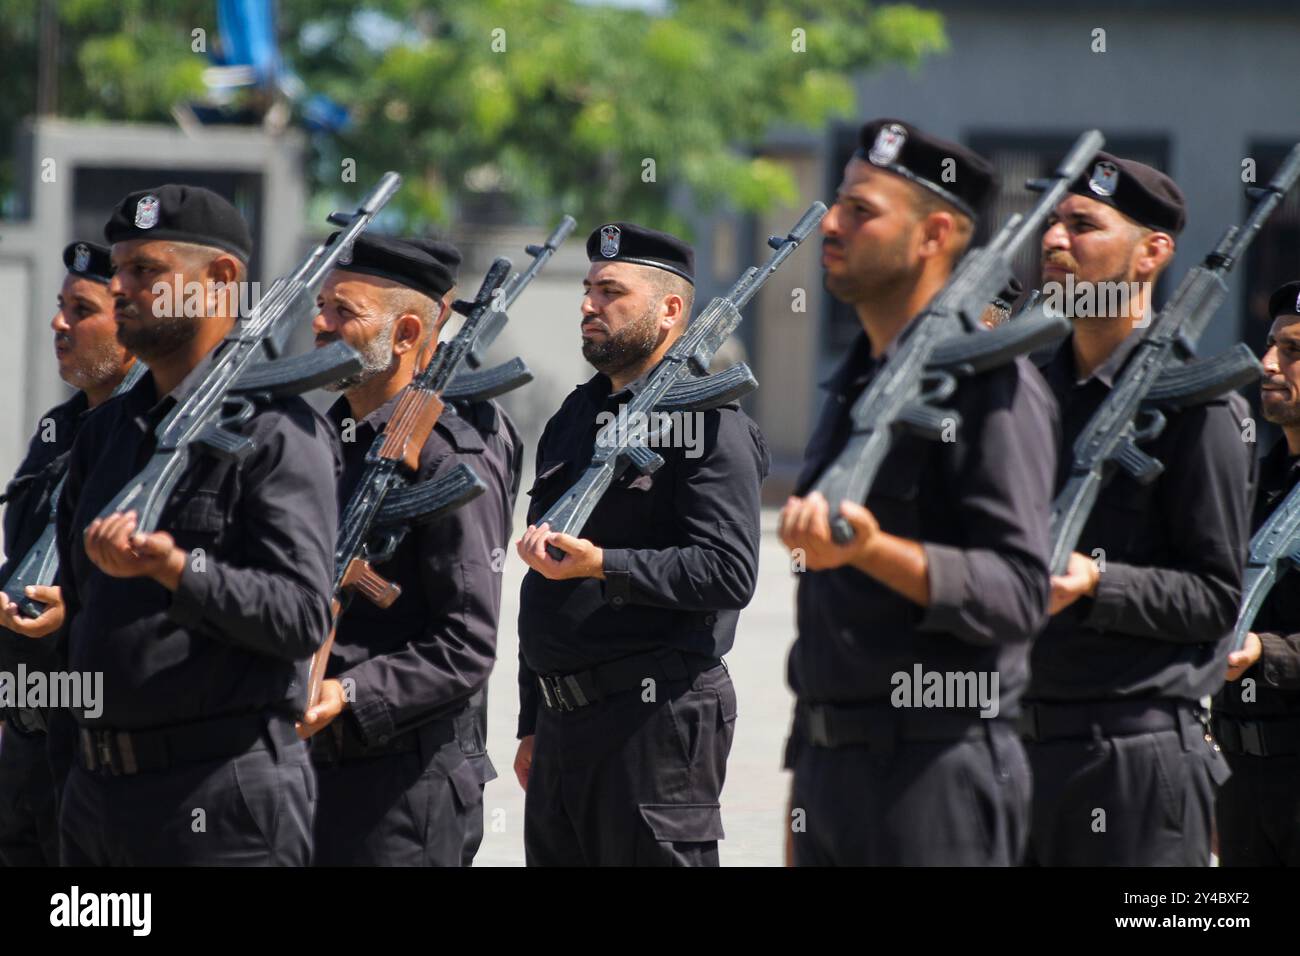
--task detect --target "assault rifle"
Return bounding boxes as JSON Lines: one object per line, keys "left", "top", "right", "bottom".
{"left": 1235, "top": 482, "right": 1300, "bottom": 653}
{"left": 538, "top": 202, "right": 826, "bottom": 560}
{"left": 812, "top": 132, "right": 1101, "bottom": 543}
{"left": 94, "top": 172, "right": 407, "bottom": 527}
{"left": 305, "top": 216, "right": 576, "bottom": 706}
{"left": 1049, "top": 144, "right": 1300, "bottom": 575}
{"left": 1, "top": 361, "right": 147, "bottom": 618}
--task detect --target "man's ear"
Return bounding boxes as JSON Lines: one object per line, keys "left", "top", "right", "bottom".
{"left": 1135, "top": 231, "right": 1175, "bottom": 280}
{"left": 392, "top": 313, "right": 424, "bottom": 355}
{"left": 917, "top": 211, "right": 956, "bottom": 261}
{"left": 659, "top": 292, "right": 686, "bottom": 330}
{"left": 207, "top": 253, "right": 240, "bottom": 286}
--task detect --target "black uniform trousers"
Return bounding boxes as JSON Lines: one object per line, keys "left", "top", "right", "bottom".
{"left": 1025, "top": 707, "right": 1227, "bottom": 866}
{"left": 525, "top": 662, "right": 736, "bottom": 867}
{"left": 313, "top": 718, "right": 487, "bottom": 867}
{"left": 59, "top": 715, "right": 314, "bottom": 866}
{"left": 0, "top": 726, "right": 58, "bottom": 866}
{"left": 1216, "top": 751, "right": 1300, "bottom": 866}
{"left": 789, "top": 720, "right": 1029, "bottom": 866}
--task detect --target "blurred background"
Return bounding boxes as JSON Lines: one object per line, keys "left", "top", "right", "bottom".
{"left": 2, "top": 0, "right": 1298, "bottom": 864}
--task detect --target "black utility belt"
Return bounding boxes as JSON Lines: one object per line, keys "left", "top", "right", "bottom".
{"left": 1019, "top": 698, "right": 1201, "bottom": 743}
{"left": 310, "top": 714, "right": 456, "bottom": 766}
{"left": 1212, "top": 713, "right": 1300, "bottom": 757}
{"left": 794, "top": 700, "right": 992, "bottom": 751}
{"left": 536, "top": 649, "right": 721, "bottom": 714}
{"left": 77, "top": 711, "right": 297, "bottom": 777}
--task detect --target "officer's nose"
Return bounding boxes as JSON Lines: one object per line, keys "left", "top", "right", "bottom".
{"left": 1042, "top": 220, "right": 1069, "bottom": 254}
{"left": 312, "top": 308, "right": 335, "bottom": 335}
{"left": 1262, "top": 343, "right": 1281, "bottom": 375}
{"left": 51, "top": 308, "right": 70, "bottom": 334}
{"left": 821, "top": 202, "right": 842, "bottom": 238}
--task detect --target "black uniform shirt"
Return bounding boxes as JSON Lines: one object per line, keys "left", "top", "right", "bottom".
{"left": 49, "top": 352, "right": 341, "bottom": 729}
{"left": 1029, "top": 333, "right": 1254, "bottom": 703}
{"left": 1216, "top": 437, "right": 1300, "bottom": 717}
{"left": 516, "top": 368, "right": 769, "bottom": 737}
{"left": 326, "top": 393, "right": 522, "bottom": 746}
{"left": 788, "top": 328, "right": 1058, "bottom": 718}
{"left": 0, "top": 391, "right": 87, "bottom": 721}
{"left": 0, "top": 391, "right": 88, "bottom": 582}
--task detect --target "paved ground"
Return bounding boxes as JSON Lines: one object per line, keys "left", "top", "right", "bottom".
{"left": 476, "top": 508, "right": 796, "bottom": 866}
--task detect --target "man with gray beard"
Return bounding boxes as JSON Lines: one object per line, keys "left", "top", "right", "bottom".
{"left": 0, "top": 241, "right": 134, "bottom": 866}
{"left": 514, "top": 222, "right": 768, "bottom": 866}
{"left": 306, "top": 234, "right": 521, "bottom": 866}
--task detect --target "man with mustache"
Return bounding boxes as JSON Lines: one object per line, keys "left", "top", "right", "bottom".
{"left": 1213, "top": 280, "right": 1300, "bottom": 866}
{"left": 1025, "top": 154, "right": 1248, "bottom": 866}
{"left": 778, "top": 119, "right": 1057, "bottom": 866}
{"left": 514, "top": 223, "right": 768, "bottom": 866}
{"left": 0, "top": 242, "right": 134, "bottom": 866}
{"left": 304, "top": 234, "right": 521, "bottom": 866}
{"left": 35, "top": 184, "right": 340, "bottom": 865}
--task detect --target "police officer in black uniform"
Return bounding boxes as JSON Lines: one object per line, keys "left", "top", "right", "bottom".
{"left": 779, "top": 119, "right": 1057, "bottom": 866}
{"left": 34, "top": 184, "right": 339, "bottom": 865}
{"left": 1026, "top": 153, "right": 1248, "bottom": 866}
{"left": 0, "top": 241, "right": 134, "bottom": 866}
{"left": 514, "top": 223, "right": 768, "bottom": 866}
{"left": 1214, "top": 280, "right": 1300, "bottom": 866}
{"left": 304, "top": 234, "right": 522, "bottom": 866}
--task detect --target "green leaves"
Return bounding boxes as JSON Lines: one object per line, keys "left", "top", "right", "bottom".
{"left": 2, "top": 0, "right": 946, "bottom": 235}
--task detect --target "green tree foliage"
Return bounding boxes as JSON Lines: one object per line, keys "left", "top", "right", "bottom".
{"left": 2, "top": 1, "right": 946, "bottom": 231}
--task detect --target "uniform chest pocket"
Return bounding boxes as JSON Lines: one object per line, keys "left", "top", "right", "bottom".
{"left": 864, "top": 450, "right": 925, "bottom": 540}
{"left": 1088, "top": 474, "right": 1158, "bottom": 562}
{"left": 167, "top": 489, "right": 227, "bottom": 550}
{"left": 526, "top": 460, "right": 570, "bottom": 524}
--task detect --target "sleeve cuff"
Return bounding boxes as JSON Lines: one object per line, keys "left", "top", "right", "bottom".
{"left": 1083, "top": 562, "right": 1131, "bottom": 630}
{"left": 601, "top": 548, "right": 632, "bottom": 609}
{"left": 346, "top": 679, "right": 396, "bottom": 746}
{"left": 1258, "top": 632, "right": 1300, "bottom": 688}
{"left": 167, "top": 562, "right": 212, "bottom": 629}
{"left": 916, "top": 542, "right": 968, "bottom": 634}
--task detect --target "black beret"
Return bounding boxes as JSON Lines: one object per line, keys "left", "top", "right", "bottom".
{"left": 330, "top": 232, "right": 461, "bottom": 300}
{"left": 586, "top": 222, "right": 694, "bottom": 285}
{"left": 1267, "top": 280, "right": 1300, "bottom": 320}
{"left": 1068, "top": 151, "right": 1186, "bottom": 235}
{"left": 855, "top": 118, "right": 997, "bottom": 219}
{"left": 104, "top": 184, "right": 253, "bottom": 260}
{"left": 992, "top": 276, "right": 1024, "bottom": 310}
{"left": 62, "top": 241, "right": 113, "bottom": 285}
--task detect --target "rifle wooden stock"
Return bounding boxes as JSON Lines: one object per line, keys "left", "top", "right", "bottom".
{"left": 307, "top": 560, "right": 402, "bottom": 706}
{"left": 378, "top": 389, "right": 445, "bottom": 471}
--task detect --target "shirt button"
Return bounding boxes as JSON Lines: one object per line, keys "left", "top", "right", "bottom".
{"left": 704, "top": 613, "right": 717, "bottom": 625}
{"left": 377, "top": 734, "right": 389, "bottom": 745}
{"left": 612, "top": 596, "right": 626, "bottom": 608}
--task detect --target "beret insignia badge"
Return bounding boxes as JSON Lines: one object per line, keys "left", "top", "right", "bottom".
{"left": 134, "top": 195, "right": 160, "bottom": 229}
{"left": 1088, "top": 161, "right": 1120, "bottom": 198}
{"left": 73, "top": 243, "right": 91, "bottom": 273}
{"left": 868, "top": 123, "right": 907, "bottom": 166}
{"left": 600, "top": 224, "right": 621, "bottom": 258}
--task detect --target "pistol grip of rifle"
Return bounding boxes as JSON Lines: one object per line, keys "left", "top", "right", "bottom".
{"left": 544, "top": 542, "right": 567, "bottom": 561}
